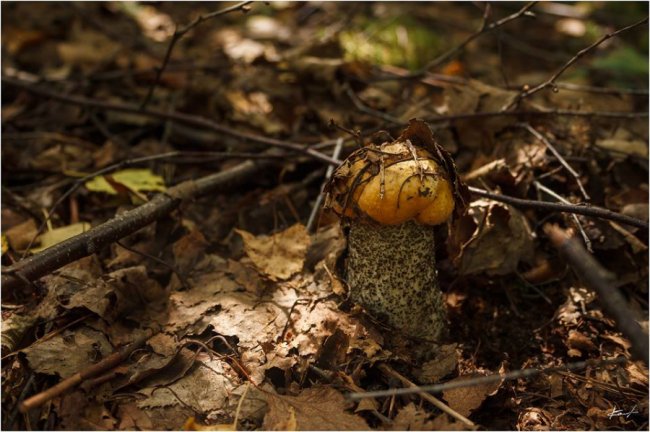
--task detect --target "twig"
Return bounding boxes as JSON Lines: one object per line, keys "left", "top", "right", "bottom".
{"left": 20, "top": 330, "right": 156, "bottom": 412}
{"left": 542, "top": 82, "right": 649, "bottom": 96}
{"left": 417, "top": 2, "right": 537, "bottom": 74}
{"left": 377, "top": 363, "right": 476, "bottom": 428}
{"left": 1, "top": 75, "right": 339, "bottom": 166}
{"left": 534, "top": 181, "right": 592, "bottom": 252}
{"left": 468, "top": 186, "right": 648, "bottom": 230}
{"left": 522, "top": 123, "right": 590, "bottom": 200}
{"left": 503, "top": 16, "right": 650, "bottom": 110}
{"left": 306, "top": 138, "right": 344, "bottom": 233}
{"left": 140, "top": 1, "right": 253, "bottom": 108}
{"left": 349, "top": 357, "right": 626, "bottom": 400}
{"left": 1, "top": 156, "right": 277, "bottom": 292}
{"left": 544, "top": 225, "right": 649, "bottom": 364}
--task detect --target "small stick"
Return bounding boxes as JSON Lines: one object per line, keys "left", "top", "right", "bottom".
{"left": 349, "top": 357, "right": 626, "bottom": 400}
{"left": 377, "top": 363, "right": 476, "bottom": 428}
{"left": 522, "top": 123, "right": 590, "bottom": 201}
{"left": 503, "top": 16, "right": 649, "bottom": 110}
{"left": 20, "top": 330, "right": 155, "bottom": 412}
{"left": 306, "top": 138, "right": 344, "bottom": 233}
{"left": 545, "top": 225, "right": 649, "bottom": 364}
{"left": 140, "top": 1, "right": 253, "bottom": 108}
{"left": 468, "top": 186, "right": 648, "bottom": 230}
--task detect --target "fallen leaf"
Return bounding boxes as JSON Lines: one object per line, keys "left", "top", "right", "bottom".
{"left": 566, "top": 330, "right": 597, "bottom": 353}
{"left": 443, "top": 368, "right": 503, "bottom": 417}
{"left": 85, "top": 168, "right": 166, "bottom": 196}
{"left": 4, "top": 218, "right": 38, "bottom": 251}
{"left": 263, "top": 386, "right": 369, "bottom": 431}
{"left": 22, "top": 325, "right": 113, "bottom": 378}
{"left": 449, "top": 199, "right": 535, "bottom": 275}
{"left": 236, "top": 224, "right": 311, "bottom": 280}
{"left": 415, "top": 343, "right": 458, "bottom": 384}
{"left": 30, "top": 222, "right": 91, "bottom": 253}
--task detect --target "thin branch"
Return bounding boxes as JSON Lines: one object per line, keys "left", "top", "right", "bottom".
{"left": 140, "top": 1, "right": 253, "bottom": 108}
{"left": 1, "top": 156, "right": 277, "bottom": 292}
{"left": 534, "top": 181, "right": 592, "bottom": 252}
{"left": 503, "top": 16, "right": 650, "bottom": 110}
{"left": 522, "top": 123, "right": 590, "bottom": 200}
{"left": 545, "top": 82, "right": 649, "bottom": 96}
{"left": 1, "top": 76, "right": 339, "bottom": 166}
{"left": 20, "top": 330, "right": 156, "bottom": 412}
{"left": 306, "top": 138, "right": 344, "bottom": 233}
{"left": 545, "top": 225, "right": 649, "bottom": 364}
{"left": 468, "top": 186, "right": 648, "bottom": 229}
{"left": 417, "top": 2, "right": 537, "bottom": 74}
{"left": 349, "top": 357, "right": 626, "bottom": 400}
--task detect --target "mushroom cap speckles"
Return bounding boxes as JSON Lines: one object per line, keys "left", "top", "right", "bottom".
{"left": 325, "top": 140, "right": 455, "bottom": 226}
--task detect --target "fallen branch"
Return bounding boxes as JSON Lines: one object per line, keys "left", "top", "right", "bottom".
{"left": 469, "top": 186, "right": 648, "bottom": 229}
{"left": 141, "top": 1, "right": 253, "bottom": 108}
{"left": 349, "top": 357, "right": 626, "bottom": 400}
{"left": 503, "top": 16, "right": 650, "bottom": 110}
{"left": 1, "top": 75, "right": 339, "bottom": 166}
{"left": 20, "top": 329, "right": 156, "bottom": 412}
{"left": 1, "top": 157, "right": 275, "bottom": 292}
{"left": 545, "top": 225, "right": 649, "bottom": 364}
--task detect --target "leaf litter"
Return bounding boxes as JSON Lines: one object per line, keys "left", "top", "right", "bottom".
{"left": 2, "top": 2, "right": 648, "bottom": 430}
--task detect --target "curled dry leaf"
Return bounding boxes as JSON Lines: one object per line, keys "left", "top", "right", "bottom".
{"left": 236, "top": 223, "right": 311, "bottom": 281}
{"left": 449, "top": 199, "right": 534, "bottom": 275}
{"left": 263, "top": 386, "right": 369, "bottom": 431}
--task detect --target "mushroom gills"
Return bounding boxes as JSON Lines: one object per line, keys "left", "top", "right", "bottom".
{"left": 346, "top": 220, "right": 447, "bottom": 342}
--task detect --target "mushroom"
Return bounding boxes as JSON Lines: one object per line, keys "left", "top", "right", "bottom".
{"left": 324, "top": 119, "right": 467, "bottom": 343}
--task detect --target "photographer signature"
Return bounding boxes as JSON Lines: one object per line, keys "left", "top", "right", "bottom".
{"left": 608, "top": 405, "right": 639, "bottom": 419}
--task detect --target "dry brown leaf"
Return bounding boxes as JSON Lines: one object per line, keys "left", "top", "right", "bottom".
{"left": 4, "top": 218, "right": 38, "bottom": 251}
{"left": 173, "top": 228, "right": 209, "bottom": 275}
{"left": 22, "top": 325, "right": 113, "bottom": 378}
{"left": 415, "top": 343, "right": 458, "bottom": 384}
{"left": 263, "top": 386, "right": 369, "bottom": 431}
{"left": 449, "top": 199, "right": 534, "bottom": 275}
{"left": 116, "top": 402, "right": 155, "bottom": 430}
{"left": 236, "top": 224, "right": 311, "bottom": 281}
{"left": 443, "top": 368, "right": 503, "bottom": 417}
{"left": 137, "top": 355, "right": 239, "bottom": 414}
{"left": 566, "top": 330, "right": 597, "bottom": 353}
{"left": 389, "top": 403, "right": 435, "bottom": 431}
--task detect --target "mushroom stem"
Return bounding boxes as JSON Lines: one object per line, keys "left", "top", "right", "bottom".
{"left": 347, "top": 220, "right": 447, "bottom": 342}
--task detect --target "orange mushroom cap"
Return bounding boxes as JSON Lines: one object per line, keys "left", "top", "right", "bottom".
{"left": 325, "top": 140, "right": 455, "bottom": 226}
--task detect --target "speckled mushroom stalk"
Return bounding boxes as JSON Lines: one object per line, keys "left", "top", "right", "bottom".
{"left": 325, "top": 120, "right": 465, "bottom": 343}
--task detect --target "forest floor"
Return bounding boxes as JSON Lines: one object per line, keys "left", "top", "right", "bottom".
{"left": 1, "top": 2, "right": 649, "bottom": 430}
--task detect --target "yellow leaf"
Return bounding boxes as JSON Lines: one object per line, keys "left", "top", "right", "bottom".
{"left": 85, "top": 168, "right": 166, "bottom": 195}
{"left": 1, "top": 234, "right": 8, "bottom": 255}
{"left": 30, "top": 222, "right": 91, "bottom": 254}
